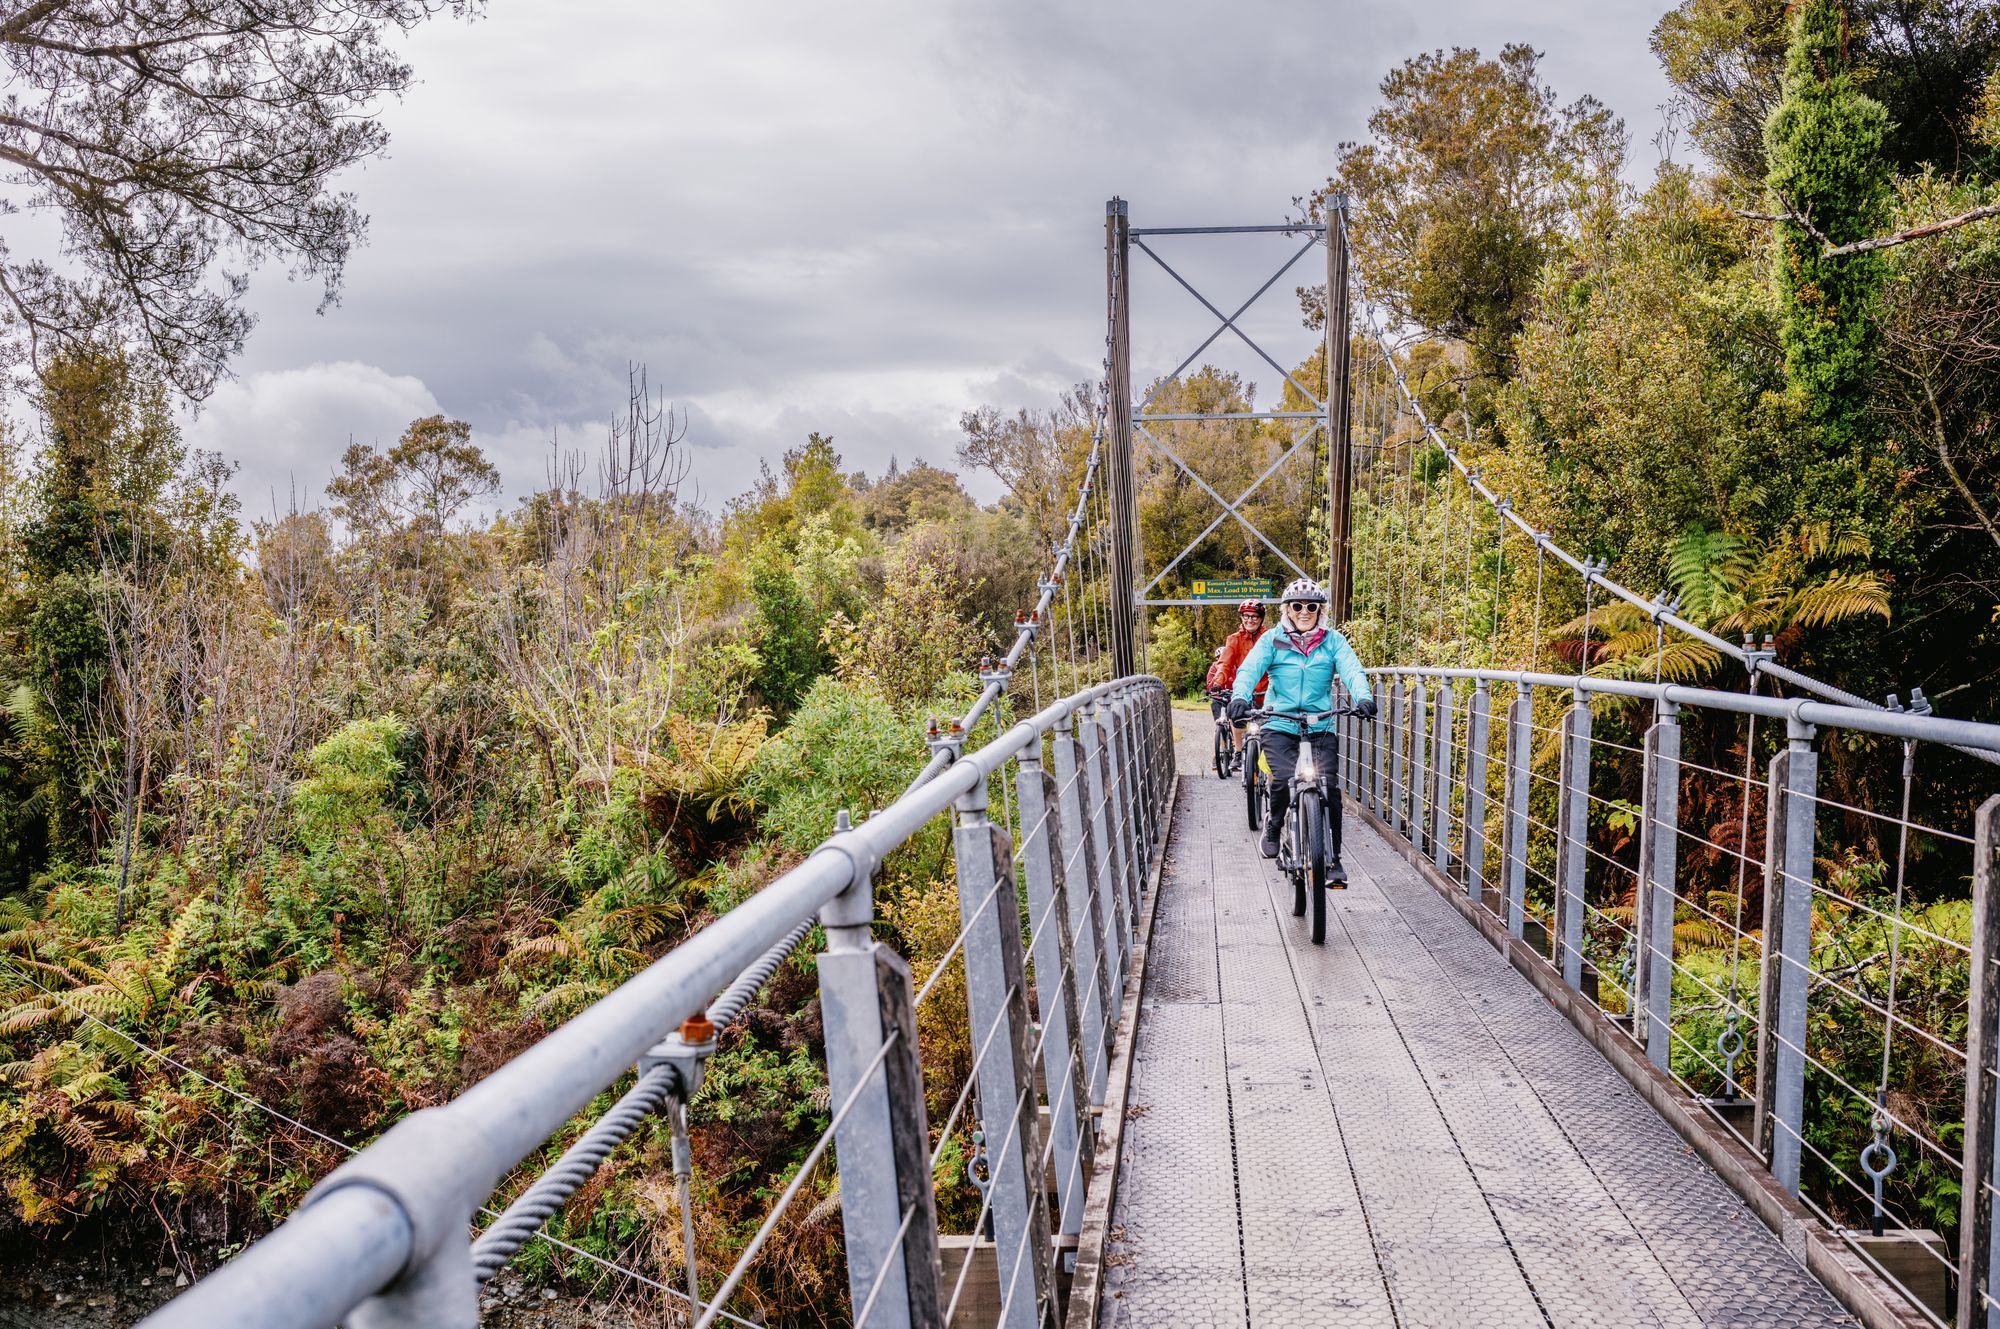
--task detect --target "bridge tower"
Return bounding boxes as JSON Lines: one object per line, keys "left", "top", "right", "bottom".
{"left": 1102, "top": 195, "right": 1357, "bottom": 664}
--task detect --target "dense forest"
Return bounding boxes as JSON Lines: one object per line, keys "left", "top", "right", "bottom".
{"left": 3, "top": 0, "right": 2000, "bottom": 1322}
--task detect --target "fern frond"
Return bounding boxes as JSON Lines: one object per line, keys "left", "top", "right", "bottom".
{"left": 59, "top": 1069, "right": 120, "bottom": 1105}
{"left": 159, "top": 895, "right": 209, "bottom": 979}
{"left": 1595, "top": 637, "right": 1727, "bottom": 684}
{"left": 1674, "top": 919, "right": 1739, "bottom": 951}
{"left": 1668, "top": 528, "right": 1752, "bottom": 620}
{"left": 0, "top": 999, "right": 72, "bottom": 1033}
{"left": 527, "top": 981, "right": 604, "bottom": 1020}
{"left": 1783, "top": 572, "right": 1891, "bottom": 629}
{"left": 66, "top": 984, "right": 132, "bottom": 1020}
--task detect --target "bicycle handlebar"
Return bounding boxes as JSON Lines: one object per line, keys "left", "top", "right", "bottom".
{"left": 1247, "top": 705, "right": 1362, "bottom": 723}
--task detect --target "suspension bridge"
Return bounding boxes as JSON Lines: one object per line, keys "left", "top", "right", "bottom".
{"left": 136, "top": 202, "right": 2000, "bottom": 1329}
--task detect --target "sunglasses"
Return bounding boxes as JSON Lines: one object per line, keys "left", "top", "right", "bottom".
{"left": 1284, "top": 602, "right": 1322, "bottom": 614}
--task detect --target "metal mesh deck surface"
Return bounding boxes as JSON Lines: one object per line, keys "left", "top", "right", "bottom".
{"left": 1100, "top": 712, "right": 1857, "bottom": 1329}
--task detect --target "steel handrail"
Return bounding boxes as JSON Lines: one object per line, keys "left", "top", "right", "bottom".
{"left": 140, "top": 675, "right": 1165, "bottom": 1329}
{"left": 1369, "top": 666, "right": 2000, "bottom": 753}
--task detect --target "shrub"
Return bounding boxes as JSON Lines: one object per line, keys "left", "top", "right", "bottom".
{"left": 742, "top": 678, "right": 921, "bottom": 854}
{"left": 289, "top": 715, "right": 407, "bottom": 853}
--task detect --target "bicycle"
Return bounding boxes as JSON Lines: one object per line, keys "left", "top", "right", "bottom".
{"left": 1207, "top": 690, "right": 1236, "bottom": 779}
{"left": 1249, "top": 705, "right": 1360, "bottom": 946}
{"left": 1241, "top": 714, "right": 1264, "bottom": 831}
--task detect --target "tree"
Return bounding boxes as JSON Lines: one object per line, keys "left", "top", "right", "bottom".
{"left": 861, "top": 459, "right": 973, "bottom": 539}
{"left": 10, "top": 347, "right": 181, "bottom": 863}
{"left": 1764, "top": 0, "right": 1893, "bottom": 517}
{"left": 328, "top": 413, "right": 497, "bottom": 615}
{"left": 329, "top": 415, "right": 498, "bottom": 540}
{"left": 1652, "top": 0, "right": 1800, "bottom": 183}
{"left": 750, "top": 564, "right": 827, "bottom": 715}
{"left": 727, "top": 432, "right": 864, "bottom": 560}
{"left": 957, "top": 383, "right": 1097, "bottom": 553}
{"left": 1496, "top": 168, "right": 1797, "bottom": 581}
{"left": 0, "top": 1, "right": 477, "bottom": 400}
{"left": 1302, "top": 44, "right": 1624, "bottom": 383}
{"left": 824, "top": 539, "right": 980, "bottom": 709}
{"left": 1655, "top": 0, "right": 2000, "bottom": 184}
{"left": 1874, "top": 171, "right": 2000, "bottom": 621}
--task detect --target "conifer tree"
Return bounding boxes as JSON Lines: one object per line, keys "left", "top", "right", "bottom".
{"left": 1763, "top": 0, "right": 1890, "bottom": 466}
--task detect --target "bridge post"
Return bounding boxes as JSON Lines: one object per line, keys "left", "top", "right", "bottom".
{"left": 1556, "top": 694, "right": 1592, "bottom": 989}
{"left": 950, "top": 788, "right": 1058, "bottom": 1328}
{"left": 1636, "top": 702, "right": 1681, "bottom": 1071}
{"left": 1126, "top": 695, "right": 1158, "bottom": 864}
{"left": 1105, "top": 200, "right": 1138, "bottom": 680}
{"left": 1502, "top": 684, "right": 1533, "bottom": 941}
{"left": 1014, "top": 749, "right": 1094, "bottom": 1245}
{"left": 1463, "top": 682, "right": 1491, "bottom": 905}
{"left": 1326, "top": 193, "right": 1355, "bottom": 621}
{"left": 1958, "top": 796, "right": 2000, "bottom": 1329}
{"left": 1390, "top": 678, "right": 1407, "bottom": 836}
{"left": 1080, "top": 701, "right": 1131, "bottom": 981}
{"left": 1052, "top": 716, "right": 1114, "bottom": 1100}
{"left": 1104, "top": 699, "right": 1142, "bottom": 939}
{"left": 1370, "top": 693, "right": 1386, "bottom": 817}
{"left": 1352, "top": 705, "right": 1367, "bottom": 803}
{"left": 1758, "top": 718, "right": 1819, "bottom": 1195}
{"left": 818, "top": 856, "right": 947, "bottom": 1329}
{"left": 1431, "top": 681, "right": 1455, "bottom": 873}
{"left": 1409, "top": 681, "right": 1430, "bottom": 856}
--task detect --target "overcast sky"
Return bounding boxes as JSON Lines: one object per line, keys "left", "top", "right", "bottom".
{"left": 183, "top": 1, "right": 1683, "bottom": 521}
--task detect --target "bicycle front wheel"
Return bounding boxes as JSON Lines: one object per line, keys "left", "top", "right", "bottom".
{"left": 1302, "top": 792, "right": 1328, "bottom": 945}
{"left": 1244, "top": 738, "right": 1263, "bottom": 829}
{"left": 1213, "top": 722, "right": 1230, "bottom": 780}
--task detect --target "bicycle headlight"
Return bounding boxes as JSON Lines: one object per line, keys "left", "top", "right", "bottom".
{"left": 1299, "top": 748, "right": 1317, "bottom": 780}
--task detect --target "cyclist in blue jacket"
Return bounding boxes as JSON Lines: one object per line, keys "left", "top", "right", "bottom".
{"left": 1226, "top": 577, "right": 1379, "bottom": 860}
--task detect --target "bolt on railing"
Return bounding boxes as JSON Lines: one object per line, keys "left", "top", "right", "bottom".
{"left": 1339, "top": 664, "right": 2000, "bottom": 1328}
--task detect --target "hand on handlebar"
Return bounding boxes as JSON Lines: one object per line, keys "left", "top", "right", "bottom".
{"left": 1225, "top": 696, "right": 1250, "bottom": 722}
{"left": 1356, "top": 696, "right": 1378, "bottom": 720}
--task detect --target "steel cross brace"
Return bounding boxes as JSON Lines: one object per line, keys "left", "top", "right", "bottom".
{"left": 1138, "top": 415, "right": 1325, "bottom": 597}
{"left": 1132, "top": 422, "right": 1314, "bottom": 588}
{"left": 1130, "top": 234, "right": 1325, "bottom": 414}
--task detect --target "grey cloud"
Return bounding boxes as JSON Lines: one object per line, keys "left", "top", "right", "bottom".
{"left": 203, "top": 1, "right": 1676, "bottom": 514}
{"left": 184, "top": 361, "right": 441, "bottom": 519}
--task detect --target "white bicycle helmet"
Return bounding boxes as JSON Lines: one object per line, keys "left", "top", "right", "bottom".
{"left": 1279, "top": 577, "right": 1328, "bottom": 606}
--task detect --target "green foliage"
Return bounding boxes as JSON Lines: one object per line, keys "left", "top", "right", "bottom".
{"left": 1148, "top": 612, "right": 1207, "bottom": 697}
{"left": 1764, "top": 0, "right": 1892, "bottom": 485}
{"left": 1312, "top": 43, "right": 1625, "bottom": 381}
{"left": 750, "top": 564, "right": 828, "bottom": 714}
{"left": 1557, "top": 525, "right": 1889, "bottom": 681}
{"left": 290, "top": 716, "right": 408, "bottom": 853}
{"left": 741, "top": 678, "right": 922, "bottom": 855}
{"left": 824, "top": 539, "right": 982, "bottom": 709}
{"left": 1656, "top": 0, "right": 2000, "bottom": 183}
{"left": 1497, "top": 167, "right": 1798, "bottom": 579}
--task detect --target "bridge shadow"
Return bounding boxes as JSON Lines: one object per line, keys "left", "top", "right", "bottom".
{"left": 1098, "top": 712, "right": 1857, "bottom": 1329}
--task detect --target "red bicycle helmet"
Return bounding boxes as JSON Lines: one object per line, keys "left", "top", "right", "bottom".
{"left": 1237, "top": 599, "right": 1265, "bottom": 617}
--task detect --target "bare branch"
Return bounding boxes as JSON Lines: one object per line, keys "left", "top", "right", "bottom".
{"left": 1822, "top": 200, "right": 2000, "bottom": 257}
{"left": 1740, "top": 197, "right": 2000, "bottom": 258}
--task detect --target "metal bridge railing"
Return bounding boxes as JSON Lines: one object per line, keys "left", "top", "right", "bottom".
{"left": 1342, "top": 665, "right": 2000, "bottom": 1327}
{"left": 139, "top": 676, "right": 1174, "bottom": 1329}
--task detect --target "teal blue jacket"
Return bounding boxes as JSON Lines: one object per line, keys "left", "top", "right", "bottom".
{"left": 1228, "top": 626, "right": 1373, "bottom": 736}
